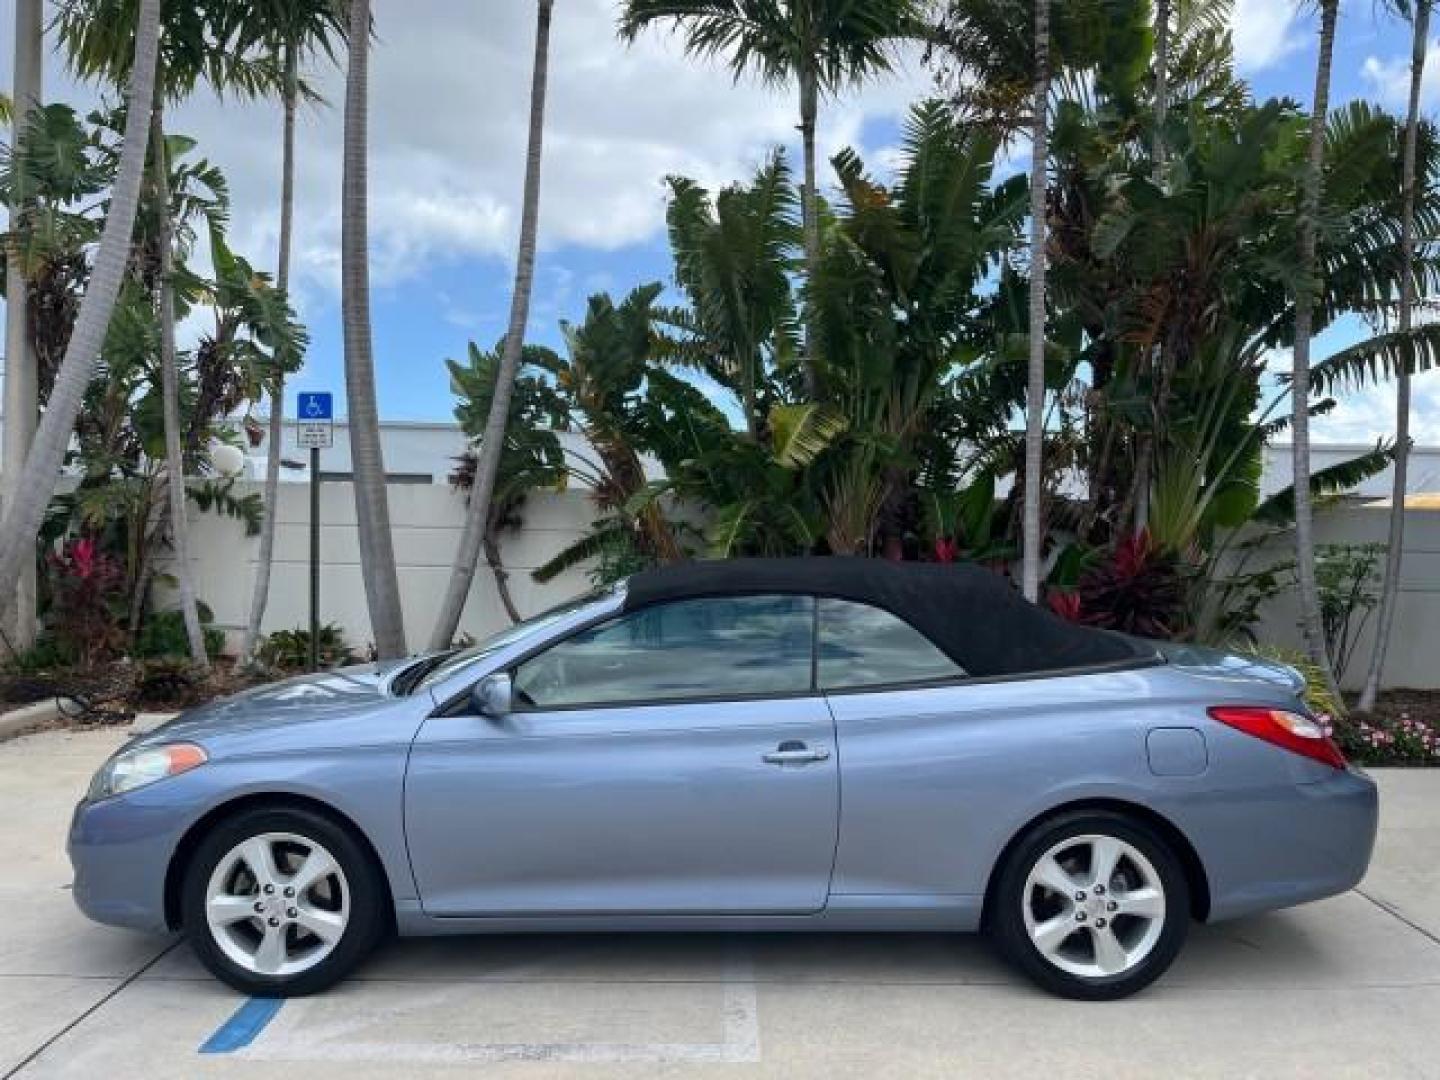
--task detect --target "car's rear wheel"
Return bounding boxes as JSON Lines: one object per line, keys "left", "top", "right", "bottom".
{"left": 990, "top": 810, "right": 1190, "bottom": 1000}
{"left": 181, "top": 806, "right": 386, "bottom": 996}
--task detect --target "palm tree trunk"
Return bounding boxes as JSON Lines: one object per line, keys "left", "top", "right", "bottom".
{"left": 126, "top": 473, "right": 166, "bottom": 646}
{"left": 1152, "top": 0, "right": 1169, "bottom": 179}
{"left": 2, "top": 0, "right": 43, "bottom": 656}
{"left": 1359, "top": 0, "right": 1428, "bottom": 712}
{"left": 1021, "top": 0, "right": 1050, "bottom": 603}
{"left": 483, "top": 524, "right": 521, "bottom": 625}
{"left": 798, "top": 63, "right": 822, "bottom": 401}
{"left": 1292, "top": 0, "right": 1341, "bottom": 701}
{"left": 0, "top": 0, "right": 160, "bottom": 622}
{"left": 241, "top": 43, "right": 299, "bottom": 664}
{"left": 1131, "top": 0, "right": 1170, "bottom": 532}
{"left": 428, "top": 0, "right": 553, "bottom": 651}
{"left": 151, "top": 100, "right": 210, "bottom": 671}
{"left": 343, "top": 0, "right": 407, "bottom": 658}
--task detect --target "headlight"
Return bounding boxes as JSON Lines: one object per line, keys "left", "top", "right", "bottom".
{"left": 88, "top": 742, "right": 208, "bottom": 801}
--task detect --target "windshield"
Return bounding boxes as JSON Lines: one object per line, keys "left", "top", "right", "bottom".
{"left": 399, "top": 586, "right": 616, "bottom": 695}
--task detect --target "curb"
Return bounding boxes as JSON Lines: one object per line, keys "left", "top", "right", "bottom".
{"left": 0, "top": 698, "right": 73, "bottom": 742}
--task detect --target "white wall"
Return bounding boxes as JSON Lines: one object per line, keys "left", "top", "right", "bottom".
{"left": 1250, "top": 506, "right": 1440, "bottom": 690}
{"left": 167, "top": 480, "right": 600, "bottom": 652}
{"left": 168, "top": 480, "right": 1440, "bottom": 688}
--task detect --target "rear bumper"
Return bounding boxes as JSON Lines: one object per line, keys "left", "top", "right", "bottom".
{"left": 1187, "top": 767, "right": 1378, "bottom": 923}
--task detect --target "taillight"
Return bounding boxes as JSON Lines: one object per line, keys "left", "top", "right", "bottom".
{"left": 1207, "top": 706, "right": 1346, "bottom": 769}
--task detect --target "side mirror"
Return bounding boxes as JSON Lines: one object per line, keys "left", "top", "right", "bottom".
{"left": 470, "top": 672, "right": 513, "bottom": 718}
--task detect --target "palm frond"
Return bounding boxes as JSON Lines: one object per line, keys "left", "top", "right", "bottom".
{"left": 1303, "top": 322, "right": 1440, "bottom": 394}
{"left": 1253, "top": 441, "right": 1397, "bottom": 525}
{"left": 770, "top": 402, "right": 849, "bottom": 468}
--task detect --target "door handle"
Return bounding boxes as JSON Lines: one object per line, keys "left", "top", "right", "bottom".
{"left": 763, "top": 741, "right": 830, "bottom": 765}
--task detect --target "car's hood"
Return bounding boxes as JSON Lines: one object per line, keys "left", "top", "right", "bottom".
{"left": 1147, "top": 640, "right": 1307, "bottom": 696}
{"left": 137, "top": 659, "right": 416, "bottom": 746}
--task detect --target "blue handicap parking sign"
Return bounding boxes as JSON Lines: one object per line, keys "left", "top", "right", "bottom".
{"left": 297, "top": 391, "right": 333, "bottom": 420}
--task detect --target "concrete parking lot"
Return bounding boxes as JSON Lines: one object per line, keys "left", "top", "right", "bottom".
{"left": 2, "top": 724, "right": 1438, "bottom": 1079}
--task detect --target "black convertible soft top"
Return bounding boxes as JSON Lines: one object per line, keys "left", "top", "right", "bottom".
{"left": 623, "top": 557, "right": 1153, "bottom": 678}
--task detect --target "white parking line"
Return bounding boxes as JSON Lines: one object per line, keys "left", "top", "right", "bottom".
{"left": 237, "top": 943, "right": 761, "bottom": 1066}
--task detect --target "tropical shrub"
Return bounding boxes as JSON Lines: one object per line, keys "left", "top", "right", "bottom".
{"left": 1245, "top": 645, "right": 1344, "bottom": 720}
{"left": 45, "top": 539, "right": 126, "bottom": 667}
{"left": 258, "top": 624, "right": 350, "bottom": 671}
{"left": 134, "top": 606, "right": 225, "bottom": 660}
{"left": 1313, "top": 543, "right": 1385, "bottom": 684}
{"left": 1066, "top": 532, "right": 1193, "bottom": 639}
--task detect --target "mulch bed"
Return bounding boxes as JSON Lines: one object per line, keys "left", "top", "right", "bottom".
{"left": 1, "top": 658, "right": 278, "bottom": 732}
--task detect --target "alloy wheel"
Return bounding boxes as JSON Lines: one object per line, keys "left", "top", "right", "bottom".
{"left": 1020, "top": 833, "right": 1167, "bottom": 979}
{"left": 204, "top": 831, "right": 350, "bottom": 977}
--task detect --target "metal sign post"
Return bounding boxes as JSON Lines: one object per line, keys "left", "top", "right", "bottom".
{"left": 296, "top": 392, "right": 334, "bottom": 672}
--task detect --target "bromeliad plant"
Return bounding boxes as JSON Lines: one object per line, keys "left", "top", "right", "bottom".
{"left": 45, "top": 538, "right": 126, "bottom": 667}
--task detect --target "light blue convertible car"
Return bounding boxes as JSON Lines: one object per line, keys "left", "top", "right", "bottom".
{"left": 69, "top": 558, "right": 1377, "bottom": 1000}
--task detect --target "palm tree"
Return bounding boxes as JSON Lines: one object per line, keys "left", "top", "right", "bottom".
{"left": 0, "top": 0, "right": 160, "bottom": 625}
{"left": 428, "top": 0, "right": 555, "bottom": 651}
{"left": 1359, "top": 0, "right": 1429, "bottom": 712}
{"left": 1020, "top": 0, "right": 1050, "bottom": 602}
{"left": 1291, "top": 0, "right": 1342, "bottom": 699}
{"left": 57, "top": 0, "right": 280, "bottom": 669}
{"left": 2, "top": 0, "right": 43, "bottom": 654}
{"left": 236, "top": 0, "right": 348, "bottom": 665}
{"left": 150, "top": 104, "right": 209, "bottom": 669}
{"left": 618, "top": 0, "right": 922, "bottom": 399}
{"left": 342, "top": 0, "right": 406, "bottom": 658}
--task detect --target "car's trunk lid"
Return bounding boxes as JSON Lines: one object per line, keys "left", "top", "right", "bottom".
{"left": 1144, "top": 640, "right": 1308, "bottom": 698}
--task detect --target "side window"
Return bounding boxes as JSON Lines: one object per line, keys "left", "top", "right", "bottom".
{"left": 817, "top": 598, "right": 965, "bottom": 690}
{"left": 513, "top": 595, "right": 815, "bottom": 709}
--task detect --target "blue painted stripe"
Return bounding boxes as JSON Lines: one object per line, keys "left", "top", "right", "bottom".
{"left": 199, "top": 997, "right": 284, "bottom": 1054}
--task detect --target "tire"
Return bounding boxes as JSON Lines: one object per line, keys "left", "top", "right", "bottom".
{"left": 989, "top": 809, "right": 1190, "bottom": 1001}
{"left": 181, "top": 805, "right": 387, "bottom": 996}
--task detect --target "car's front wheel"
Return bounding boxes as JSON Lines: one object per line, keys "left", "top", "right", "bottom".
{"left": 181, "top": 806, "right": 386, "bottom": 996}
{"left": 990, "top": 810, "right": 1190, "bottom": 1000}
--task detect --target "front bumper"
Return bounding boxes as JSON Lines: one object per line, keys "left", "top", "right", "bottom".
{"left": 68, "top": 789, "right": 188, "bottom": 933}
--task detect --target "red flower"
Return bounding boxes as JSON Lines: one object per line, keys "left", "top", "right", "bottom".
{"left": 1047, "top": 590, "right": 1082, "bottom": 622}
{"left": 933, "top": 537, "right": 959, "bottom": 563}
{"left": 70, "top": 538, "right": 97, "bottom": 580}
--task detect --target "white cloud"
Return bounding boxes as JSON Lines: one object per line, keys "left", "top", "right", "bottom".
{"left": 1362, "top": 40, "right": 1440, "bottom": 109}
{"left": 1231, "top": 0, "right": 1305, "bottom": 73}
{"left": 1312, "top": 378, "right": 1440, "bottom": 447}
{"left": 1, "top": 0, "right": 930, "bottom": 306}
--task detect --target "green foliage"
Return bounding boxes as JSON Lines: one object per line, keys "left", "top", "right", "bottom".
{"left": 446, "top": 338, "right": 569, "bottom": 536}
{"left": 619, "top": 0, "right": 927, "bottom": 93}
{"left": 134, "top": 606, "right": 225, "bottom": 660}
{"left": 188, "top": 478, "right": 264, "bottom": 536}
{"left": 1245, "top": 645, "right": 1345, "bottom": 720}
{"left": 1313, "top": 543, "right": 1386, "bottom": 684}
{"left": 4, "top": 98, "right": 304, "bottom": 632}
{"left": 2, "top": 636, "right": 74, "bottom": 675}
{"left": 258, "top": 624, "right": 351, "bottom": 671}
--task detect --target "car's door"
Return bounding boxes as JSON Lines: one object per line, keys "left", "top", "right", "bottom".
{"left": 405, "top": 594, "right": 840, "bottom": 916}
{"left": 812, "top": 597, "right": 977, "bottom": 898}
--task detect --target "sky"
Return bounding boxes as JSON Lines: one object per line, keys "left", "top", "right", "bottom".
{"left": 2, "top": 0, "right": 1438, "bottom": 444}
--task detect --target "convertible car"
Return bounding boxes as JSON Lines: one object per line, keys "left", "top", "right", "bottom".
{"left": 69, "top": 558, "right": 1377, "bottom": 1000}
